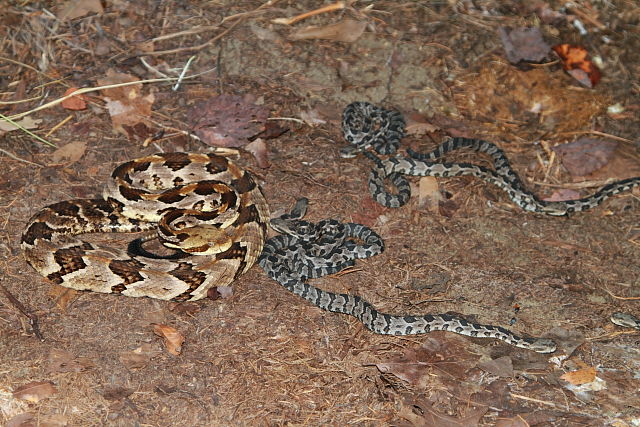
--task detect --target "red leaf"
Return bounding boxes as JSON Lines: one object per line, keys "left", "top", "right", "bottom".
{"left": 552, "top": 44, "right": 602, "bottom": 88}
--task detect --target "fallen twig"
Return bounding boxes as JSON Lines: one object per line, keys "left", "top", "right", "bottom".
{"left": 272, "top": 1, "right": 346, "bottom": 25}
{"left": 0, "top": 280, "right": 44, "bottom": 341}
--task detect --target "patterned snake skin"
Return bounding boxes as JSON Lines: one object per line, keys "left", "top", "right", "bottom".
{"left": 21, "top": 152, "right": 269, "bottom": 301}
{"left": 259, "top": 198, "right": 557, "bottom": 353}
{"left": 341, "top": 102, "right": 640, "bottom": 216}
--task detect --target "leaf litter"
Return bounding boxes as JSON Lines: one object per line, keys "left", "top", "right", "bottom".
{"left": 2, "top": 0, "right": 640, "bottom": 425}
{"left": 187, "top": 94, "right": 268, "bottom": 148}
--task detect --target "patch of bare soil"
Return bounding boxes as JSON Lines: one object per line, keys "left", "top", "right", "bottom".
{"left": 1, "top": 1, "right": 639, "bottom": 426}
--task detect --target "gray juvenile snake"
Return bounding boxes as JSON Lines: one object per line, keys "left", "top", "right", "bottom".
{"left": 341, "top": 101, "right": 640, "bottom": 216}
{"left": 259, "top": 198, "right": 557, "bottom": 353}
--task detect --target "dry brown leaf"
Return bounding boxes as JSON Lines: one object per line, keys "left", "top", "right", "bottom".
{"left": 0, "top": 116, "right": 42, "bottom": 133}
{"left": 404, "top": 112, "right": 439, "bottom": 136}
{"left": 47, "top": 348, "right": 94, "bottom": 374}
{"left": 417, "top": 176, "right": 443, "bottom": 211}
{"left": 399, "top": 396, "right": 487, "bottom": 427}
{"left": 119, "top": 343, "right": 159, "bottom": 369}
{"left": 289, "top": 19, "right": 366, "bottom": 43}
{"left": 495, "top": 415, "right": 530, "bottom": 427}
{"left": 60, "top": 87, "right": 87, "bottom": 110}
{"left": 299, "top": 109, "right": 327, "bottom": 126}
{"left": 57, "top": 0, "right": 103, "bottom": 21}
{"left": 351, "top": 197, "right": 386, "bottom": 228}
{"left": 245, "top": 138, "right": 271, "bottom": 168}
{"left": 187, "top": 94, "right": 268, "bottom": 147}
{"left": 561, "top": 366, "right": 597, "bottom": 385}
{"left": 552, "top": 138, "right": 618, "bottom": 177}
{"left": 7, "top": 413, "right": 36, "bottom": 427}
{"left": 47, "top": 286, "right": 79, "bottom": 312}
{"left": 97, "top": 69, "right": 155, "bottom": 138}
{"left": 477, "top": 356, "right": 514, "bottom": 378}
{"left": 50, "top": 140, "right": 87, "bottom": 164}
{"left": 102, "top": 385, "right": 134, "bottom": 401}
{"left": 377, "top": 336, "right": 479, "bottom": 390}
{"left": 543, "top": 188, "right": 581, "bottom": 202}
{"left": 152, "top": 324, "right": 185, "bottom": 356}
{"left": 498, "top": 26, "right": 551, "bottom": 64}
{"left": 12, "top": 381, "right": 57, "bottom": 403}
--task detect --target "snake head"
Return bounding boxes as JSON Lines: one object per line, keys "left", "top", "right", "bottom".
{"left": 528, "top": 338, "right": 557, "bottom": 353}
{"left": 163, "top": 224, "right": 233, "bottom": 255}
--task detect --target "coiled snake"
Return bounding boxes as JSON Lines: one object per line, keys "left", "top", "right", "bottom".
{"left": 21, "top": 152, "right": 269, "bottom": 302}
{"left": 259, "top": 198, "right": 557, "bottom": 353}
{"left": 341, "top": 101, "right": 640, "bottom": 216}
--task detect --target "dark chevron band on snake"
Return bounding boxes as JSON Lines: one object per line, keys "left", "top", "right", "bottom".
{"left": 259, "top": 198, "right": 557, "bottom": 353}
{"left": 341, "top": 101, "right": 640, "bottom": 216}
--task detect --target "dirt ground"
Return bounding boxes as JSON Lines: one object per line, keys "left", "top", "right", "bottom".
{"left": 1, "top": 1, "right": 640, "bottom": 426}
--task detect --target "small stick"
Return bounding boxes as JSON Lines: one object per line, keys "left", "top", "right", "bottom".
{"left": 44, "top": 114, "right": 73, "bottom": 138}
{"left": 272, "top": 1, "right": 346, "bottom": 25}
{"left": 555, "top": 130, "right": 633, "bottom": 144}
{"left": 173, "top": 56, "right": 197, "bottom": 91}
{"left": 6, "top": 75, "right": 207, "bottom": 122}
{"left": 603, "top": 285, "right": 640, "bottom": 301}
{"left": 0, "top": 148, "right": 43, "bottom": 167}
{"left": 509, "top": 393, "right": 557, "bottom": 407}
{"left": 0, "top": 112, "right": 55, "bottom": 147}
{"left": 0, "top": 281, "right": 44, "bottom": 341}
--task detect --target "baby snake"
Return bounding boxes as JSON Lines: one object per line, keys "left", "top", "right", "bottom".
{"left": 341, "top": 101, "right": 640, "bottom": 216}
{"left": 259, "top": 198, "right": 558, "bottom": 353}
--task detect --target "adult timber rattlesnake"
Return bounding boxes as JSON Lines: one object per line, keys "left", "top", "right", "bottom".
{"left": 21, "top": 152, "right": 269, "bottom": 302}
{"left": 341, "top": 101, "right": 640, "bottom": 215}
{"left": 259, "top": 198, "right": 558, "bottom": 353}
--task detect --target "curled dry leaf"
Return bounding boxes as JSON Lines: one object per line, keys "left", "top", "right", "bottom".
{"left": 299, "top": 108, "right": 327, "bottom": 126}
{"left": 245, "top": 138, "right": 270, "bottom": 168}
{"left": 50, "top": 140, "right": 87, "bottom": 164}
{"left": 289, "top": 19, "right": 366, "bottom": 43}
{"left": 60, "top": 87, "right": 87, "bottom": 111}
{"left": 12, "top": 381, "right": 57, "bottom": 403}
{"left": 152, "top": 324, "right": 185, "bottom": 356}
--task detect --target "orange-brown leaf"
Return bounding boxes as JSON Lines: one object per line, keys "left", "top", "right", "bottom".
{"left": 60, "top": 87, "right": 87, "bottom": 110}
{"left": 552, "top": 44, "right": 601, "bottom": 88}
{"left": 12, "top": 381, "right": 57, "bottom": 403}
{"left": 561, "top": 366, "right": 597, "bottom": 385}
{"left": 152, "top": 324, "right": 185, "bottom": 356}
